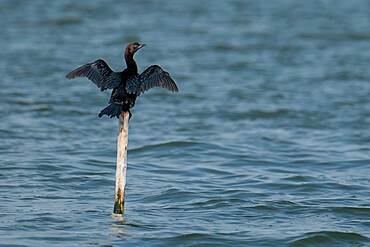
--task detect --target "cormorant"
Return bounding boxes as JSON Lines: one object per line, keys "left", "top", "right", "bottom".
{"left": 66, "top": 42, "right": 179, "bottom": 118}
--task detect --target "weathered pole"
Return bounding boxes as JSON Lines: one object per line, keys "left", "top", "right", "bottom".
{"left": 114, "top": 111, "right": 129, "bottom": 214}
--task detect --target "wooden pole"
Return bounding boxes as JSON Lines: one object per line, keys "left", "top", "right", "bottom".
{"left": 114, "top": 111, "right": 129, "bottom": 214}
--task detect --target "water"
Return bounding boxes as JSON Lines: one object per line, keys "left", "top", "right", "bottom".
{"left": 0, "top": 0, "right": 369, "bottom": 246}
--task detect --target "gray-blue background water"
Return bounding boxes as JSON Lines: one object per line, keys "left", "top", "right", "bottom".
{"left": 0, "top": 0, "right": 369, "bottom": 246}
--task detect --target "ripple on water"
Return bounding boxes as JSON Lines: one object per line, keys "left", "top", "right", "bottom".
{"left": 288, "top": 231, "right": 369, "bottom": 247}
{"left": 1, "top": 0, "right": 369, "bottom": 246}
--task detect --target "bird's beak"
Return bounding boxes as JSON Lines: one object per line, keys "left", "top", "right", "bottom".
{"left": 138, "top": 44, "right": 146, "bottom": 50}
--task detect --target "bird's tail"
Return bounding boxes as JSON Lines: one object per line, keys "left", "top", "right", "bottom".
{"left": 98, "top": 104, "right": 122, "bottom": 118}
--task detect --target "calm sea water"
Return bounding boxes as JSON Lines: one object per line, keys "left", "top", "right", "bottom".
{"left": 0, "top": 0, "right": 369, "bottom": 246}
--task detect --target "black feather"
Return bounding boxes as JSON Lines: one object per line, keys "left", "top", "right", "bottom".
{"left": 126, "top": 65, "right": 179, "bottom": 96}
{"left": 66, "top": 59, "right": 122, "bottom": 91}
{"left": 98, "top": 103, "right": 122, "bottom": 118}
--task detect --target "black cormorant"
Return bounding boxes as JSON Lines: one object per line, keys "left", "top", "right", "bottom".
{"left": 66, "top": 42, "right": 179, "bottom": 118}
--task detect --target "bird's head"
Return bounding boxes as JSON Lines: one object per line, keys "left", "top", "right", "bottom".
{"left": 125, "top": 42, "right": 146, "bottom": 56}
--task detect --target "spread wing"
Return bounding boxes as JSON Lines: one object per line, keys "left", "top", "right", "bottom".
{"left": 66, "top": 59, "right": 121, "bottom": 91}
{"left": 126, "top": 65, "right": 179, "bottom": 96}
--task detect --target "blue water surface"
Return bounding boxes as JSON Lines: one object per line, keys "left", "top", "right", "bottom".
{"left": 0, "top": 1, "right": 369, "bottom": 246}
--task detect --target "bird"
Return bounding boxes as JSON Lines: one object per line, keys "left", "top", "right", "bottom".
{"left": 66, "top": 42, "right": 179, "bottom": 119}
